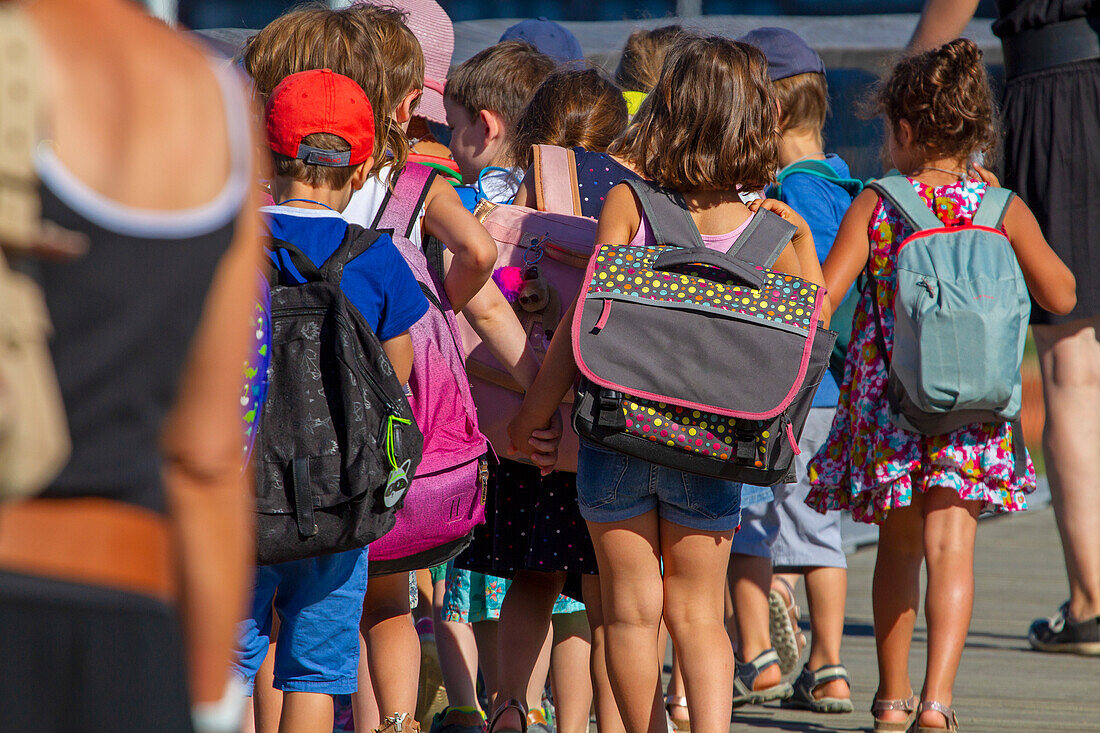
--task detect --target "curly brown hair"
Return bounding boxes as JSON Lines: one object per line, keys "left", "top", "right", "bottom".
{"left": 608, "top": 35, "right": 780, "bottom": 193}
{"left": 873, "top": 38, "right": 999, "bottom": 165}
{"left": 242, "top": 3, "right": 406, "bottom": 176}
{"left": 508, "top": 67, "right": 628, "bottom": 170}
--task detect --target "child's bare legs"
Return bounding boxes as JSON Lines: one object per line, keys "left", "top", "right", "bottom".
{"left": 279, "top": 693, "right": 335, "bottom": 733}
{"left": 527, "top": 625, "right": 554, "bottom": 714}
{"left": 253, "top": 620, "right": 282, "bottom": 733}
{"left": 360, "top": 572, "right": 419, "bottom": 720}
{"left": 872, "top": 496, "right": 924, "bottom": 724}
{"left": 919, "top": 488, "right": 980, "bottom": 728}
{"left": 493, "top": 570, "right": 567, "bottom": 729}
{"left": 582, "top": 574, "right": 628, "bottom": 733}
{"left": 353, "top": 634, "right": 381, "bottom": 731}
{"left": 433, "top": 579, "right": 480, "bottom": 710}
{"left": 774, "top": 569, "right": 850, "bottom": 700}
{"left": 588, "top": 512, "right": 667, "bottom": 733}
{"left": 473, "top": 620, "right": 499, "bottom": 711}
{"left": 728, "top": 554, "right": 782, "bottom": 689}
{"left": 550, "top": 610, "right": 593, "bottom": 733}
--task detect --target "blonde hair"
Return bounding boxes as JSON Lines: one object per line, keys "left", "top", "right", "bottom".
{"left": 614, "top": 25, "right": 686, "bottom": 93}
{"left": 243, "top": 3, "right": 407, "bottom": 175}
{"left": 609, "top": 35, "right": 780, "bottom": 193}
{"left": 348, "top": 4, "right": 425, "bottom": 113}
{"left": 774, "top": 72, "right": 828, "bottom": 137}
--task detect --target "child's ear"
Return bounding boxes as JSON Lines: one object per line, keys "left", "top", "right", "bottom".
{"left": 479, "top": 109, "right": 506, "bottom": 146}
{"left": 896, "top": 119, "right": 915, "bottom": 149}
{"left": 394, "top": 89, "right": 422, "bottom": 125}
{"left": 350, "top": 157, "right": 374, "bottom": 191}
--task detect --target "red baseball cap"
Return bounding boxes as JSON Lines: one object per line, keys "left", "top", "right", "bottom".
{"left": 265, "top": 69, "right": 375, "bottom": 167}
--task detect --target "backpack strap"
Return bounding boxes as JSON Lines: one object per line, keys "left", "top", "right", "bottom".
{"left": 532, "top": 144, "right": 582, "bottom": 215}
{"left": 623, "top": 179, "right": 704, "bottom": 248}
{"left": 971, "top": 186, "right": 1016, "bottom": 229}
{"left": 374, "top": 163, "right": 436, "bottom": 240}
{"left": 772, "top": 159, "right": 864, "bottom": 200}
{"left": 268, "top": 237, "right": 325, "bottom": 283}
{"left": 867, "top": 176, "right": 944, "bottom": 233}
{"left": 320, "top": 226, "right": 380, "bottom": 285}
{"left": 724, "top": 210, "right": 797, "bottom": 269}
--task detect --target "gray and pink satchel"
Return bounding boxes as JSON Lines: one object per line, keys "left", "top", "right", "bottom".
{"left": 571, "top": 180, "right": 836, "bottom": 486}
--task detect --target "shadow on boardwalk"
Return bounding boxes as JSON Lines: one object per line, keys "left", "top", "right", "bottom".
{"left": 728, "top": 507, "right": 1100, "bottom": 732}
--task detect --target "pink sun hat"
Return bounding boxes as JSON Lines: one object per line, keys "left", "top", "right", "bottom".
{"left": 355, "top": 0, "right": 454, "bottom": 125}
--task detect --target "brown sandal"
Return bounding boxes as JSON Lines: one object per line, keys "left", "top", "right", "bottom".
{"left": 871, "top": 694, "right": 917, "bottom": 732}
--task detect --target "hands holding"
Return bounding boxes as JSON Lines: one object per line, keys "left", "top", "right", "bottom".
{"left": 507, "top": 408, "right": 563, "bottom": 476}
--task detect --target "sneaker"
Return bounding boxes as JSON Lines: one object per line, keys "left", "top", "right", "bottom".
{"left": 1028, "top": 601, "right": 1100, "bottom": 655}
{"left": 428, "top": 707, "right": 487, "bottom": 733}
{"left": 375, "top": 712, "right": 421, "bottom": 733}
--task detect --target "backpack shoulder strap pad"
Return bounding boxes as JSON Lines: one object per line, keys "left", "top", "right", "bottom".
{"left": 268, "top": 237, "right": 325, "bottom": 283}
{"left": 867, "top": 176, "right": 943, "bottom": 233}
{"left": 971, "top": 186, "right": 1016, "bottom": 229}
{"left": 726, "top": 209, "right": 797, "bottom": 269}
{"left": 623, "top": 179, "right": 704, "bottom": 248}
{"left": 375, "top": 163, "right": 435, "bottom": 239}
{"left": 320, "top": 225, "right": 381, "bottom": 285}
{"left": 532, "top": 145, "right": 582, "bottom": 215}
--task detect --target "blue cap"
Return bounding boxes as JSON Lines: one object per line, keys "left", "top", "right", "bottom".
{"left": 738, "top": 27, "right": 825, "bottom": 81}
{"left": 499, "top": 17, "right": 583, "bottom": 63}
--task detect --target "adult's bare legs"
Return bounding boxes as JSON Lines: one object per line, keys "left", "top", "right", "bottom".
{"left": 918, "top": 488, "right": 980, "bottom": 728}
{"left": 1034, "top": 319, "right": 1100, "bottom": 622}
{"left": 872, "top": 496, "right": 924, "bottom": 725}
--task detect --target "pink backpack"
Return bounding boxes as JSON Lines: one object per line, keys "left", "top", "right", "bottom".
{"left": 366, "top": 163, "right": 488, "bottom": 575}
{"left": 457, "top": 146, "right": 596, "bottom": 472}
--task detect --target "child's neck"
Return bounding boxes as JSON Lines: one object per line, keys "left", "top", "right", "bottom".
{"left": 778, "top": 129, "right": 826, "bottom": 168}
{"left": 901, "top": 154, "right": 971, "bottom": 185}
{"left": 272, "top": 178, "right": 352, "bottom": 212}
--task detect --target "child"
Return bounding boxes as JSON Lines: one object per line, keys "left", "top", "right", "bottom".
{"left": 234, "top": 69, "right": 428, "bottom": 733}
{"left": 498, "top": 17, "right": 584, "bottom": 64}
{"left": 807, "top": 39, "right": 1075, "bottom": 732}
{"left": 614, "top": 25, "right": 685, "bottom": 115}
{"left": 443, "top": 40, "right": 555, "bottom": 200}
{"left": 509, "top": 35, "right": 826, "bottom": 733}
{"left": 467, "top": 67, "right": 633, "bottom": 733}
{"left": 725, "top": 26, "right": 857, "bottom": 715}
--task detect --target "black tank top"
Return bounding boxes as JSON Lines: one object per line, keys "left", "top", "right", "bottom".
{"left": 994, "top": 0, "right": 1099, "bottom": 36}
{"left": 34, "top": 63, "right": 252, "bottom": 514}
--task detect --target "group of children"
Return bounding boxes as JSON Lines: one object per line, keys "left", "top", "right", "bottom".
{"left": 235, "top": 4, "right": 1076, "bottom": 733}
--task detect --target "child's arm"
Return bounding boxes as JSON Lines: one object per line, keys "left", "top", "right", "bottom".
{"left": 749, "top": 198, "right": 831, "bottom": 324}
{"left": 510, "top": 167, "right": 536, "bottom": 208}
{"left": 422, "top": 176, "right": 498, "bottom": 311}
{"left": 1002, "top": 197, "right": 1077, "bottom": 315}
{"left": 381, "top": 332, "right": 415, "bottom": 386}
{"left": 820, "top": 188, "right": 880, "bottom": 315}
{"left": 508, "top": 184, "right": 640, "bottom": 459}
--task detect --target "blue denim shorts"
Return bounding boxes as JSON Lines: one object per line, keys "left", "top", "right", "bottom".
{"left": 576, "top": 441, "right": 742, "bottom": 532}
{"left": 233, "top": 548, "right": 368, "bottom": 695}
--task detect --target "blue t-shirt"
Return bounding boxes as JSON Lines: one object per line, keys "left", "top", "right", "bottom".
{"left": 769, "top": 154, "right": 855, "bottom": 408}
{"left": 263, "top": 205, "right": 428, "bottom": 342}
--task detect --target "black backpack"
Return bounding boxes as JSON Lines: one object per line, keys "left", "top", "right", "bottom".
{"left": 255, "top": 228, "right": 423, "bottom": 565}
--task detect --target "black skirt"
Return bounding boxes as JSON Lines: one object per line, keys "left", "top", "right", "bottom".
{"left": 1003, "top": 58, "right": 1100, "bottom": 325}
{"left": 455, "top": 458, "right": 598, "bottom": 600}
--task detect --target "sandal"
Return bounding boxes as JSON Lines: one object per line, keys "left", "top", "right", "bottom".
{"left": 731, "top": 649, "right": 793, "bottom": 707}
{"left": 782, "top": 664, "right": 854, "bottom": 714}
{"left": 663, "top": 694, "right": 691, "bottom": 733}
{"left": 375, "top": 713, "right": 421, "bottom": 733}
{"left": 915, "top": 701, "right": 959, "bottom": 732}
{"left": 768, "top": 577, "right": 807, "bottom": 675}
{"left": 870, "top": 695, "right": 917, "bottom": 733}
{"left": 487, "top": 699, "right": 526, "bottom": 733}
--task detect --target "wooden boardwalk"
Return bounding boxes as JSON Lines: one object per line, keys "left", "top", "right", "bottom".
{"left": 728, "top": 506, "right": 1100, "bottom": 732}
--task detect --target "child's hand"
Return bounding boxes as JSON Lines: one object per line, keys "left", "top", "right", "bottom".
{"left": 749, "top": 198, "right": 812, "bottom": 244}
{"left": 971, "top": 163, "right": 1001, "bottom": 188}
{"left": 508, "top": 409, "right": 564, "bottom": 476}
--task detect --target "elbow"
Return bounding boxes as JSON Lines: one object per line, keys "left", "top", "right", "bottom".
{"left": 1043, "top": 274, "right": 1077, "bottom": 316}
{"left": 470, "top": 240, "right": 498, "bottom": 278}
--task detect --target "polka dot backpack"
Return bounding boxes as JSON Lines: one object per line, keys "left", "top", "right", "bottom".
{"left": 572, "top": 179, "right": 837, "bottom": 485}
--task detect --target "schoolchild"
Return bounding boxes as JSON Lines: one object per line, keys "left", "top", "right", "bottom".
{"left": 473, "top": 67, "right": 635, "bottom": 733}
{"left": 443, "top": 40, "right": 555, "bottom": 201}
{"left": 807, "top": 39, "right": 1075, "bottom": 732}
{"left": 724, "top": 26, "right": 857, "bottom": 716}
{"left": 498, "top": 17, "right": 584, "bottom": 64}
{"left": 614, "top": 25, "right": 686, "bottom": 116}
{"left": 233, "top": 69, "right": 428, "bottom": 733}
{"left": 509, "top": 35, "right": 826, "bottom": 733}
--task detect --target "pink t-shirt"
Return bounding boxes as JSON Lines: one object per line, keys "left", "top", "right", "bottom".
{"left": 629, "top": 210, "right": 754, "bottom": 251}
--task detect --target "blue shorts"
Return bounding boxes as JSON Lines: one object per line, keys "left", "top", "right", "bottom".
{"left": 233, "top": 548, "right": 368, "bottom": 695}
{"left": 576, "top": 442, "right": 742, "bottom": 532}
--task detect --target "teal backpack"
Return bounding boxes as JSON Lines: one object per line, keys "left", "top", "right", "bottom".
{"left": 770, "top": 159, "right": 864, "bottom": 383}
{"left": 866, "top": 177, "right": 1029, "bottom": 456}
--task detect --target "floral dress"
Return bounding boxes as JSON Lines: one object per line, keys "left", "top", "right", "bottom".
{"left": 807, "top": 177, "right": 1036, "bottom": 525}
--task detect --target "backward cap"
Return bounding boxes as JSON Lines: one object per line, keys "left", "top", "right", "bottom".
{"left": 265, "top": 69, "right": 376, "bottom": 166}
